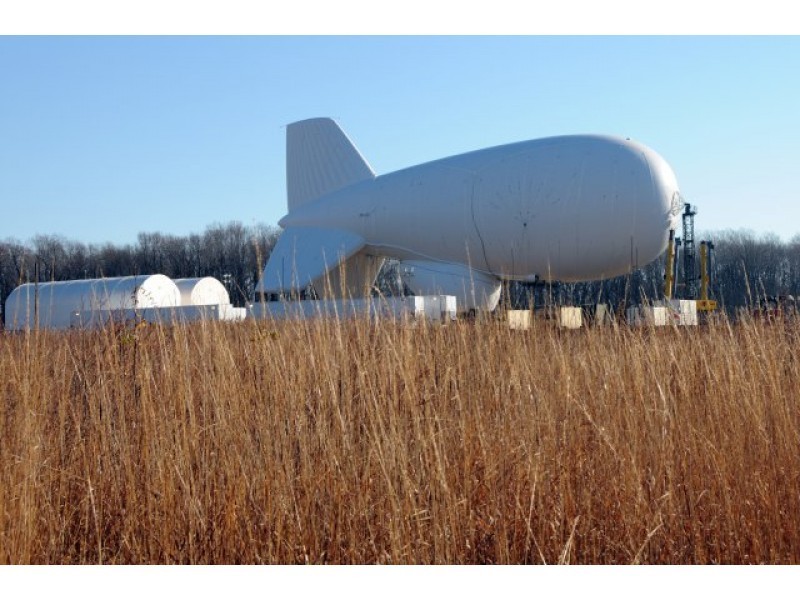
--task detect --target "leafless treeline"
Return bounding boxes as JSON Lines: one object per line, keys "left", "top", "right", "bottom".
{"left": 1, "top": 225, "right": 799, "bottom": 316}
{"left": 503, "top": 231, "right": 800, "bottom": 313}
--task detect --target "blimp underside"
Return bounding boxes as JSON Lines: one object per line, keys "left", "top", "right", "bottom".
{"left": 256, "top": 118, "right": 681, "bottom": 310}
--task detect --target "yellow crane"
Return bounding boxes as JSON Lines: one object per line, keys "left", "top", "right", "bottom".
{"left": 664, "top": 228, "right": 718, "bottom": 311}
{"left": 663, "top": 229, "right": 677, "bottom": 300}
{"left": 697, "top": 241, "right": 717, "bottom": 311}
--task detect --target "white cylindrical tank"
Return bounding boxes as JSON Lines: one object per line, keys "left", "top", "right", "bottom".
{"left": 3, "top": 274, "right": 181, "bottom": 331}
{"left": 173, "top": 277, "right": 230, "bottom": 306}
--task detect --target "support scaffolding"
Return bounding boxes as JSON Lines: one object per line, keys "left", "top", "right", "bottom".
{"left": 682, "top": 203, "right": 698, "bottom": 299}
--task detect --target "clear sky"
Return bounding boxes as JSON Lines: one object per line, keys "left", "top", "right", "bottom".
{"left": 1, "top": 35, "right": 799, "bottom": 245}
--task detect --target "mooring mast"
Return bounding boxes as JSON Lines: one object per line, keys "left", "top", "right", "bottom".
{"left": 682, "top": 203, "right": 697, "bottom": 299}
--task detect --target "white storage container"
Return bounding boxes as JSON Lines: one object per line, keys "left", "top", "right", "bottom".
{"left": 4, "top": 275, "right": 181, "bottom": 331}
{"left": 626, "top": 305, "right": 668, "bottom": 327}
{"left": 558, "top": 307, "right": 583, "bottom": 329}
{"left": 665, "top": 299, "right": 698, "bottom": 326}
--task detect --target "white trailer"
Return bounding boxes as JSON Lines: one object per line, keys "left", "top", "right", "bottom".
{"left": 70, "top": 304, "right": 247, "bottom": 329}
{"left": 248, "top": 295, "right": 457, "bottom": 323}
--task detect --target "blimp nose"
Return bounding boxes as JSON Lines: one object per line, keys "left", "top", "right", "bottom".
{"left": 642, "top": 146, "right": 683, "bottom": 230}
{"left": 620, "top": 141, "right": 684, "bottom": 269}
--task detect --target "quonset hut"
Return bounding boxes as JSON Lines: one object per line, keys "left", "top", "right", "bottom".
{"left": 173, "top": 277, "right": 230, "bottom": 306}
{"left": 4, "top": 274, "right": 181, "bottom": 331}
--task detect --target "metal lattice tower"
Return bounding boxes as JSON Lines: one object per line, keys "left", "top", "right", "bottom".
{"left": 682, "top": 203, "right": 697, "bottom": 299}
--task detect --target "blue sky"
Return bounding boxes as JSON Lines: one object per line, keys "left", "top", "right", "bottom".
{"left": 1, "top": 36, "right": 799, "bottom": 245}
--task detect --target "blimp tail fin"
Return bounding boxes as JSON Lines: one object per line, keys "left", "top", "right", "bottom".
{"left": 256, "top": 226, "right": 373, "bottom": 297}
{"left": 286, "top": 118, "right": 375, "bottom": 211}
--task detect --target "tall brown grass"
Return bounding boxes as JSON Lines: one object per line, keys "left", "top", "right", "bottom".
{"left": 1, "top": 313, "right": 799, "bottom": 564}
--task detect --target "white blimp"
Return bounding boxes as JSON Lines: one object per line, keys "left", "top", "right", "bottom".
{"left": 256, "top": 118, "right": 683, "bottom": 311}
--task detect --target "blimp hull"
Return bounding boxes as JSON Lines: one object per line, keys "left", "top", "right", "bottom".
{"left": 468, "top": 135, "right": 681, "bottom": 281}
{"left": 258, "top": 118, "right": 682, "bottom": 303}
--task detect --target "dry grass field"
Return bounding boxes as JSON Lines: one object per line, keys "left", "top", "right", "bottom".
{"left": 1, "top": 313, "right": 799, "bottom": 564}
